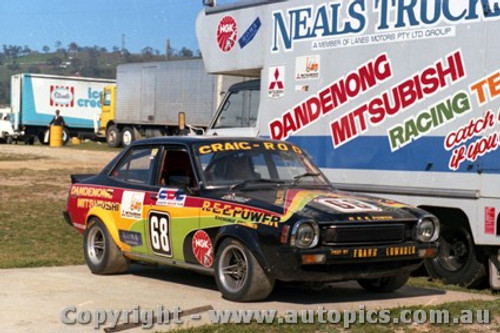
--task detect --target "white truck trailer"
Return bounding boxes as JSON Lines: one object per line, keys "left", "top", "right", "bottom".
{"left": 11, "top": 73, "right": 114, "bottom": 144}
{"left": 103, "top": 59, "right": 245, "bottom": 147}
{"left": 197, "top": 0, "right": 500, "bottom": 288}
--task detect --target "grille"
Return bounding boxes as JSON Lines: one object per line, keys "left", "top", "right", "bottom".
{"left": 322, "top": 223, "right": 406, "bottom": 245}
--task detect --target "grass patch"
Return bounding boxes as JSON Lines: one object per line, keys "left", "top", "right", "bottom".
{"left": 0, "top": 168, "right": 99, "bottom": 268}
{"left": 169, "top": 299, "right": 500, "bottom": 333}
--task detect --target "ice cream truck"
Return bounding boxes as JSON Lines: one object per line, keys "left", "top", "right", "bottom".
{"left": 196, "top": 0, "right": 500, "bottom": 289}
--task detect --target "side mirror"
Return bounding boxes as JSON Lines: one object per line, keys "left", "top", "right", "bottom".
{"left": 203, "top": 0, "right": 216, "bottom": 7}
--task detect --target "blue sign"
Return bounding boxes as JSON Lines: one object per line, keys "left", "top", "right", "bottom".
{"left": 239, "top": 18, "right": 262, "bottom": 49}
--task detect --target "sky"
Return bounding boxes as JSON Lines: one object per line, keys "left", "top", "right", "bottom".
{"left": 0, "top": 0, "right": 237, "bottom": 54}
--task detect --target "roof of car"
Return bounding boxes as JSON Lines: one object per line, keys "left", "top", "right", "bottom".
{"left": 130, "top": 136, "right": 282, "bottom": 147}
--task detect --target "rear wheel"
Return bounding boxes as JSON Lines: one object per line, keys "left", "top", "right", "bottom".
{"left": 424, "top": 225, "right": 486, "bottom": 288}
{"left": 215, "top": 238, "right": 274, "bottom": 301}
{"left": 122, "top": 127, "right": 134, "bottom": 147}
{"left": 106, "top": 124, "right": 122, "bottom": 148}
{"left": 357, "top": 272, "right": 410, "bottom": 292}
{"left": 83, "top": 218, "right": 129, "bottom": 274}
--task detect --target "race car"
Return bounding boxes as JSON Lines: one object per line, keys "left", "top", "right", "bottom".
{"left": 64, "top": 137, "right": 439, "bottom": 301}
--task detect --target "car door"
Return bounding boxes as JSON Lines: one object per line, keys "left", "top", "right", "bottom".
{"left": 107, "top": 144, "right": 162, "bottom": 256}
{"left": 144, "top": 145, "right": 200, "bottom": 264}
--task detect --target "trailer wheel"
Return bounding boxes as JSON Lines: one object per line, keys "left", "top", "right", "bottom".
{"left": 122, "top": 127, "right": 135, "bottom": 147}
{"left": 38, "top": 130, "right": 49, "bottom": 145}
{"left": 106, "top": 124, "right": 122, "bottom": 148}
{"left": 424, "top": 225, "right": 486, "bottom": 288}
{"left": 62, "top": 129, "right": 70, "bottom": 145}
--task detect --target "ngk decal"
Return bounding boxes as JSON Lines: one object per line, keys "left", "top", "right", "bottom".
{"left": 217, "top": 16, "right": 238, "bottom": 52}
{"left": 268, "top": 66, "right": 285, "bottom": 98}
{"left": 192, "top": 230, "right": 213, "bottom": 268}
{"left": 50, "top": 85, "right": 74, "bottom": 107}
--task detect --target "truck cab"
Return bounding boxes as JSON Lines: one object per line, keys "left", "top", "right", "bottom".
{"left": 205, "top": 80, "right": 260, "bottom": 137}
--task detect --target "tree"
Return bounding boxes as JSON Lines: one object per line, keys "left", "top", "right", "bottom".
{"left": 42, "top": 45, "right": 50, "bottom": 53}
{"left": 178, "top": 47, "right": 194, "bottom": 58}
{"left": 68, "top": 42, "right": 79, "bottom": 53}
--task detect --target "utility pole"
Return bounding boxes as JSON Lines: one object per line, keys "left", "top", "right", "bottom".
{"left": 166, "top": 39, "right": 171, "bottom": 61}
{"left": 121, "top": 33, "right": 126, "bottom": 53}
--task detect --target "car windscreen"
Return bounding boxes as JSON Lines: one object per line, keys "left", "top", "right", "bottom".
{"left": 194, "top": 141, "right": 328, "bottom": 187}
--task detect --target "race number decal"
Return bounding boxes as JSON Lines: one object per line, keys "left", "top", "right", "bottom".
{"left": 315, "top": 198, "right": 382, "bottom": 213}
{"left": 149, "top": 211, "right": 172, "bottom": 257}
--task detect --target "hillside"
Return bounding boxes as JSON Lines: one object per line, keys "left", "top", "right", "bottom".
{"left": 0, "top": 45, "right": 196, "bottom": 105}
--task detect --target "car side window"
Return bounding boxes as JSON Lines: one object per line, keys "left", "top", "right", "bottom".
{"left": 111, "top": 147, "right": 159, "bottom": 184}
{"left": 158, "top": 149, "right": 196, "bottom": 188}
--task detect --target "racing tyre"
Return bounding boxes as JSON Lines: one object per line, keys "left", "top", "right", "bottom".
{"left": 424, "top": 225, "right": 486, "bottom": 288}
{"left": 122, "top": 127, "right": 135, "bottom": 147}
{"left": 357, "top": 272, "right": 410, "bottom": 292}
{"left": 83, "top": 218, "right": 130, "bottom": 275}
{"left": 215, "top": 238, "right": 274, "bottom": 302}
{"left": 106, "top": 124, "right": 122, "bottom": 148}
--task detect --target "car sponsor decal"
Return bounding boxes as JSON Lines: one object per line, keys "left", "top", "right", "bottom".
{"left": 315, "top": 198, "right": 382, "bottom": 213}
{"left": 149, "top": 211, "right": 172, "bottom": 257}
{"left": 330, "top": 245, "right": 416, "bottom": 259}
{"left": 119, "top": 230, "right": 143, "bottom": 247}
{"left": 77, "top": 198, "right": 119, "bottom": 212}
{"left": 217, "top": 16, "right": 238, "bottom": 52}
{"left": 201, "top": 200, "right": 281, "bottom": 228}
{"left": 238, "top": 17, "right": 261, "bottom": 49}
{"left": 192, "top": 230, "right": 213, "bottom": 268}
{"left": 197, "top": 141, "right": 303, "bottom": 155}
{"left": 71, "top": 186, "right": 114, "bottom": 199}
{"left": 157, "top": 188, "right": 186, "bottom": 207}
{"left": 120, "top": 191, "right": 145, "bottom": 220}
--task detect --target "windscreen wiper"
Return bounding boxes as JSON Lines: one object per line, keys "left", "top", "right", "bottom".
{"left": 291, "top": 172, "right": 321, "bottom": 186}
{"left": 230, "top": 178, "right": 285, "bottom": 191}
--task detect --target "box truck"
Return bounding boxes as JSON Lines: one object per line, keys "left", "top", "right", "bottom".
{"left": 100, "top": 59, "right": 244, "bottom": 147}
{"left": 11, "top": 73, "right": 114, "bottom": 144}
{"left": 197, "top": 0, "right": 500, "bottom": 289}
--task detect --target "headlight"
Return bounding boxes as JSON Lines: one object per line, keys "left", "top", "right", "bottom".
{"left": 413, "top": 216, "right": 439, "bottom": 242}
{"left": 290, "top": 220, "right": 319, "bottom": 249}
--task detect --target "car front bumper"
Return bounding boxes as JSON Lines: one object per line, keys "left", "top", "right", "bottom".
{"left": 267, "top": 241, "right": 438, "bottom": 282}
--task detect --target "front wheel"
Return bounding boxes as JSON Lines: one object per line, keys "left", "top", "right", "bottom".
{"left": 83, "top": 218, "right": 130, "bottom": 274}
{"left": 424, "top": 225, "right": 486, "bottom": 288}
{"left": 357, "top": 272, "right": 410, "bottom": 292}
{"left": 215, "top": 238, "right": 274, "bottom": 302}
{"left": 106, "top": 124, "right": 122, "bottom": 148}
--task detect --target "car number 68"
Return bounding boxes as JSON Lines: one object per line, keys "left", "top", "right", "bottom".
{"left": 149, "top": 212, "right": 172, "bottom": 256}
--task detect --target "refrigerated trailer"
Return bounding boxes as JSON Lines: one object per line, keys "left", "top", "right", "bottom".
{"left": 197, "top": 0, "right": 500, "bottom": 288}
{"left": 11, "top": 73, "right": 114, "bottom": 144}
{"left": 101, "top": 59, "right": 245, "bottom": 147}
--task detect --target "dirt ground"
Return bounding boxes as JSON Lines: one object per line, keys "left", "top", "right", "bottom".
{"left": 0, "top": 144, "right": 118, "bottom": 171}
